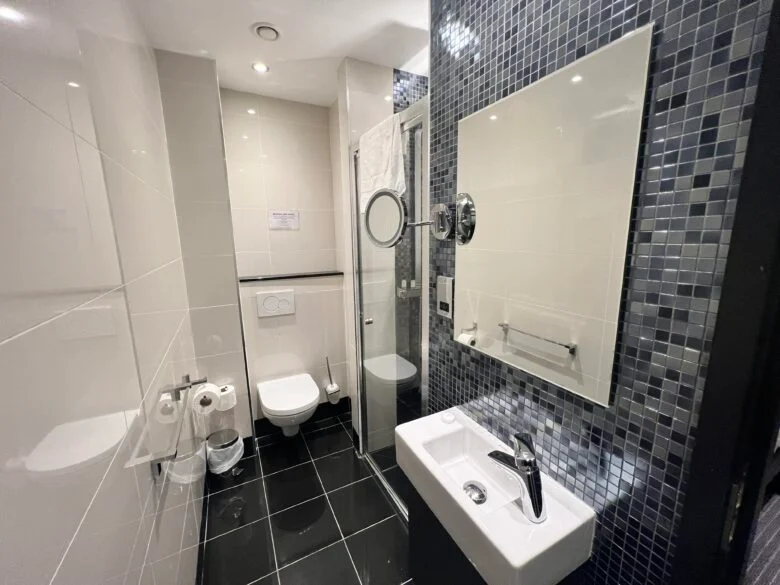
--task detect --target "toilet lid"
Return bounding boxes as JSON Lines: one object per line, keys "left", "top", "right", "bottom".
{"left": 257, "top": 374, "right": 320, "bottom": 416}
{"left": 363, "top": 354, "right": 418, "bottom": 384}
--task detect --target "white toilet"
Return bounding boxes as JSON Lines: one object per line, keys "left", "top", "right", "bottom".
{"left": 257, "top": 373, "right": 321, "bottom": 437}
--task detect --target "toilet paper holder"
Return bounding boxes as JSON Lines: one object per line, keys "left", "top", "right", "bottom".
{"left": 164, "top": 374, "right": 208, "bottom": 402}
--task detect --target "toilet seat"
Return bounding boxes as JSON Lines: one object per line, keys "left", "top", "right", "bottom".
{"left": 258, "top": 374, "right": 320, "bottom": 416}
{"left": 363, "top": 354, "right": 418, "bottom": 385}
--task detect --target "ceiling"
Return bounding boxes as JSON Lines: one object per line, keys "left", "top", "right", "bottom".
{"left": 135, "top": 0, "right": 429, "bottom": 106}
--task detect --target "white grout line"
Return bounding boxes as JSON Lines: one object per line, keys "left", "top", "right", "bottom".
{"left": 47, "top": 430, "right": 134, "bottom": 585}
{"left": 273, "top": 539, "right": 348, "bottom": 575}
{"left": 257, "top": 445, "right": 355, "bottom": 479}
{"left": 300, "top": 432, "right": 364, "bottom": 585}
{"left": 256, "top": 451, "right": 281, "bottom": 583}
{"left": 343, "top": 514, "right": 396, "bottom": 541}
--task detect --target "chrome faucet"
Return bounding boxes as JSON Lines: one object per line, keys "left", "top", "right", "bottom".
{"left": 488, "top": 433, "right": 547, "bottom": 524}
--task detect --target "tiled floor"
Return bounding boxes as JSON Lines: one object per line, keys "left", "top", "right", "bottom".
{"left": 199, "top": 412, "right": 413, "bottom": 585}
{"left": 370, "top": 445, "right": 415, "bottom": 508}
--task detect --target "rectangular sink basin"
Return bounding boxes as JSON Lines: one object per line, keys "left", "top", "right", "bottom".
{"left": 396, "top": 408, "right": 595, "bottom": 585}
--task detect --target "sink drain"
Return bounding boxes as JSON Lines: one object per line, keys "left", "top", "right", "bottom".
{"left": 463, "top": 480, "right": 487, "bottom": 505}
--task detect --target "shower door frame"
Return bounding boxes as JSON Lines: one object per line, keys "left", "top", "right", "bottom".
{"left": 349, "top": 97, "right": 430, "bottom": 516}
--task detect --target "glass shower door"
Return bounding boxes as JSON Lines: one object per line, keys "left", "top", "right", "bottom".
{"left": 354, "top": 103, "right": 427, "bottom": 512}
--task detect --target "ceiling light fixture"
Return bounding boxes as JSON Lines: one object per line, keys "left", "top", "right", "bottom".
{"left": 252, "top": 62, "right": 270, "bottom": 74}
{"left": 489, "top": 114, "right": 498, "bottom": 121}
{"left": 571, "top": 74, "right": 583, "bottom": 84}
{"left": 383, "top": 95, "right": 392, "bottom": 102}
{"left": 251, "top": 22, "right": 280, "bottom": 42}
{"left": 67, "top": 81, "right": 80, "bottom": 88}
{"left": 247, "top": 109, "right": 257, "bottom": 115}
{"left": 0, "top": 5, "right": 24, "bottom": 22}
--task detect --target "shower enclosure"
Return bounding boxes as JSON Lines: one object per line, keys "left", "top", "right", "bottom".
{"left": 352, "top": 97, "right": 429, "bottom": 515}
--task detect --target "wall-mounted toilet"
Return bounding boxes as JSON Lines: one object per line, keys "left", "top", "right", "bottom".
{"left": 257, "top": 373, "right": 320, "bottom": 437}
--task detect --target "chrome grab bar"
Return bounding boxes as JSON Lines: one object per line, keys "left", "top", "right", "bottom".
{"left": 497, "top": 322, "right": 577, "bottom": 356}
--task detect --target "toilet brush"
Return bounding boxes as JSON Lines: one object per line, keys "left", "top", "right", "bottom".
{"left": 325, "top": 356, "right": 340, "bottom": 403}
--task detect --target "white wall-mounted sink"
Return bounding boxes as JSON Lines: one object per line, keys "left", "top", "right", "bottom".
{"left": 396, "top": 408, "right": 595, "bottom": 585}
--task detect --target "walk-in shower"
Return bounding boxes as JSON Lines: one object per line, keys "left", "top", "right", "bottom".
{"left": 352, "top": 97, "right": 429, "bottom": 515}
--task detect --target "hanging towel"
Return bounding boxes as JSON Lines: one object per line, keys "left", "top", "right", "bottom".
{"left": 358, "top": 114, "right": 406, "bottom": 211}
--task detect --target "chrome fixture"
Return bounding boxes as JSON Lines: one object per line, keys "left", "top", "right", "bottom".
{"left": 455, "top": 192, "right": 476, "bottom": 244}
{"left": 498, "top": 321, "right": 577, "bottom": 356}
{"left": 488, "top": 433, "right": 547, "bottom": 524}
{"left": 430, "top": 203, "right": 454, "bottom": 240}
{"left": 461, "top": 321, "right": 478, "bottom": 334}
{"left": 364, "top": 188, "right": 409, "bottom": 248}
{"left": 164, "top": 373, "right": 208, "bottom": 402}
{"left": 364, "top": 188, "right": 441, "bottom": 248}
{"left": 463, "top": 480, "right": 488, "bottom": 505}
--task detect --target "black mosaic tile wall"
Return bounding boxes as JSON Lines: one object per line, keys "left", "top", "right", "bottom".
{"left": 393, "top": 69, "right": 429, "bottom": 114}
{"left": 427, "top": 1, "right": 772, "bottom": 584}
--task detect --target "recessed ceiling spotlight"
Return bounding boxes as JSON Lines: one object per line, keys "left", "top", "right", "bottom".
{"left": 0, "top": 5, "right": 24, "bottom": 22}
{"left": 383, "top": 95, "right": 392, "bottom": 102}
{"left": 571, "top": 74, "right": 583, "bottom": 84}
{"left": 247, "top": 108, "right": 257, "bottom": 115}
{"left": 252, "top": 62, "right": 270, "bottom": 74}
{"left": 489, "top": 114, "right": 498, "bottom": 121}
{"left": 67, "top": 81, "right": 80, "bottom": 88}
{"left": 198, "top": 49, "right": 209, "bottom": 55}
{"left": 251, "top": 22, "right": 280, "bottom": 42}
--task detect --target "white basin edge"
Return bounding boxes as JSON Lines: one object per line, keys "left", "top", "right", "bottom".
{"left": 396, "top": 407, "right": 596, "bottom": 585}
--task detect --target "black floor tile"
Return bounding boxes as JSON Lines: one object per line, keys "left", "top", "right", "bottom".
{"left": 259, "top": 435, "right": 310, "bottom": 475}
{"left": 270, "top": 496, "right": 342, "bottom": 568}
{"left": 346, "top": 516, "right": 410, "bottom": 585}
{"left": 308, "top": 398, "right": 351, "bottom": 422}
{"left": 255, "top": 417, "right": 281, "bottom": 438}
{"left": 337, "top": 412, "right": 351, "bottom": 424}
{"left": 264, "top": 462, "right": 324, "bottom": 513}
{"left": 371, "top": 445, "right": 397, "bottom": 470}
{"left": 250, "top": 574, "right": 279, "bottom": 585}
{"left": 207, "top": 455, "right": 262, "bottom": 495}
{"left": 301, "top": 416, "right": 343, "bottom": 432}
{"left": 314, "top": 448, "right": 371, "bottom": 492}
{"left": 304, "top": 425, "right": 353, "bottom": 459}
{"left": 207, "top": 479, "right": 268, "bottom": 540}
{"left": 383, "top": 466, "right": 414, "bottom": 506}
{"left": 201, "top": 518, "right": 275, "bottom": 585}
{"left": 242, "top": 436, "right": 256, "bottom": 458}
{"left": 328, "top": 477, "right": 394, "bottom": 536}
{"left": 278, "top": 541, "right": 360, "bottom": 585}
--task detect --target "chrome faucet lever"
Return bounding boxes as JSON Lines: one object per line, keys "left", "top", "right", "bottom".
{"left": 488, "top": 432, "right": 547, "bottom": 523}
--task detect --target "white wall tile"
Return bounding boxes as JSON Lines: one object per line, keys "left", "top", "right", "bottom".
{"left": 221, "top": 88, "right": 337, "bottom": 278}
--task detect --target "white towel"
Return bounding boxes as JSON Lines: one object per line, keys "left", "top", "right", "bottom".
{"left": 358, "top": 114, "right": 406, "bottom": 211}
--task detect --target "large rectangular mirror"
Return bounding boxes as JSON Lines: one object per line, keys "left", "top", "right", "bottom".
{"left": 453, "top": 25, "right": 653, "bottom": 406}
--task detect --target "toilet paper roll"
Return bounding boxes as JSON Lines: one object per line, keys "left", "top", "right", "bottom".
{"left": 155, "top": 394, "right": 178, "bottom": 424}
{"left": 191, "top": 383, "right": 220, "bottom": 415}
{"left": 216, "top": 384, "right": 237, "bottom": 412}
{"left": 457, "top": 333, "right": 476, "bottom": 347}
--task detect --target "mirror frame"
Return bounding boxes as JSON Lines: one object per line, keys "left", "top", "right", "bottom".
{"left": 364, "top": 188, "right": 409, "bottom": 248}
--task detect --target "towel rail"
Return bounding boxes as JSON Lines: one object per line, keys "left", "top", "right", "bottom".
{"left": 497, "top": 322, "right": 577, "bottom": 356}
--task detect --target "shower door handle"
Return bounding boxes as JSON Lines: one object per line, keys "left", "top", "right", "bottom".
{"left": 364, "top": 318, "right": 374, "bottom": 325}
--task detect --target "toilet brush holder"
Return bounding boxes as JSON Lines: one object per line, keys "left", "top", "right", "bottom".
{"left": 325, "top": 356, "right": 340, "bottom": 404}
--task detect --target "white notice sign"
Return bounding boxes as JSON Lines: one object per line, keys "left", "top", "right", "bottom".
{"left": 269, "top": 210, "right": 300, "bottom": 230}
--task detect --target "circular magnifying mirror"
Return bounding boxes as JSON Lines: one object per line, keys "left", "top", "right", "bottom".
{"left": 364, "top": 189, "right": 408, "bottom": 248}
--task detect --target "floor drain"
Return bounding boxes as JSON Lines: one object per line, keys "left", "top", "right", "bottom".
{"left": 463, "top": 480, "right": 488, "bottom": 505}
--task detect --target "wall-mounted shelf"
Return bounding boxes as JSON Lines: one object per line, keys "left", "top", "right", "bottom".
{"left": 239, "top": 271, "right": 344, "bottom": 283}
